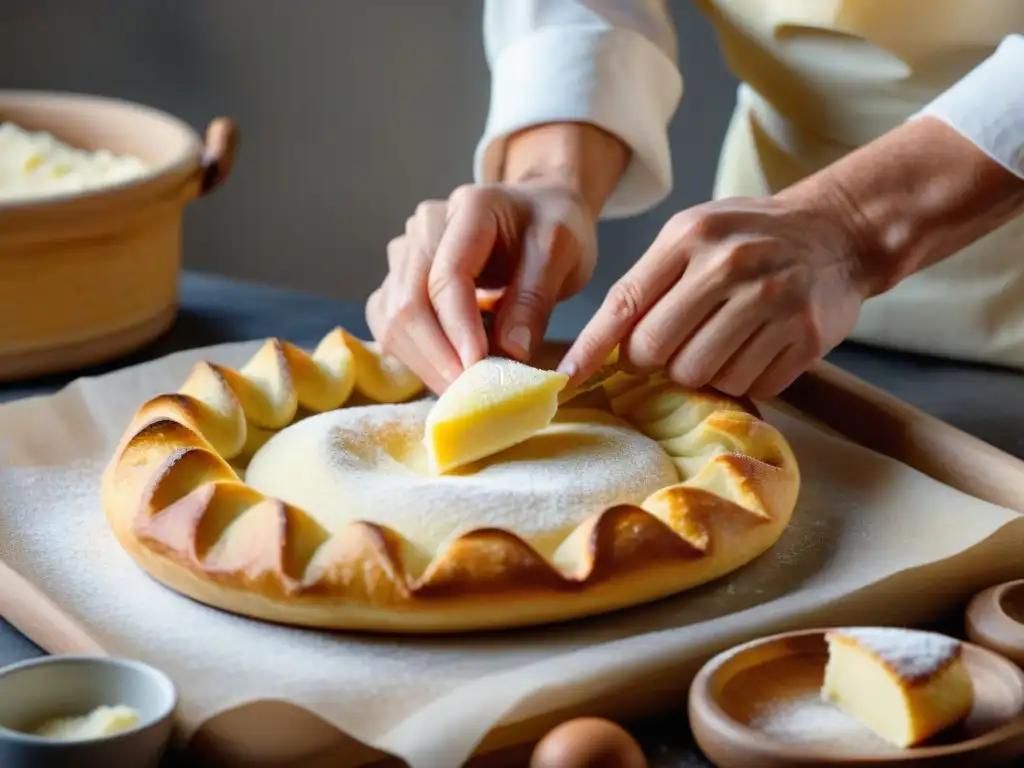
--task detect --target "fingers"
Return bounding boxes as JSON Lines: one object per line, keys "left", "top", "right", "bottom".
{"left": 391, "top": 215, "right": 463, "bottom": 387}
{"left": 493, "top": 222, "right": 578, "bottom": 361}
{"left": 666, "top": 313, "right": 814, "bottom": 400}
{"left": 552, "top": 195, "right": 845, "bottom": 398}
{"left": 557, "top": 226, "right": 687, "bottom": 383}
{"left": 621, "top": 276, "right": 721, "bottom": 374}
{"left": 749, "top": 336, "right": 817, "bottom": 399}
{"left": 376, "top": 182, "right": 602, "bottom": 388}
{"left": 708, "top": 321, "right": 788, "bottom": 397}
{"left": 369, "top": 243, "right": 461, "bottom": 395}
{"left": 395, "top": 201, "right": 448, "bottom": 284}
{"left": 664, "top": 284, "right": 766, "bottom": 388}
{"left": 428, "top": 191, "right": 498, "bottom": 368}
{"left": 369, "top": 201, "right": 465, "bottom": 394}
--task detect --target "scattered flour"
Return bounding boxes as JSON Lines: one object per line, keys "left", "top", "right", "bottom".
{"left": 749, "top": 695, "right": 889, "bottom": 751}
{"left": 245, "top": 401, "right": 678, "bottom": 554}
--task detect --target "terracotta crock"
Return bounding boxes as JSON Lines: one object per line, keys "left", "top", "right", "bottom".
{"left": 0, "top": 90, "right": 239, "bottom": 381}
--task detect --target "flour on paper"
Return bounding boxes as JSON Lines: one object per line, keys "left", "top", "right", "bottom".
{"left": 0, "top": 340, "right": 1020, "bottom": 768}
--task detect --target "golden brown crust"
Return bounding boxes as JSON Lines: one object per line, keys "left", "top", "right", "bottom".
{"left": 101, "top": 327, "right": 801, "bottom": 633}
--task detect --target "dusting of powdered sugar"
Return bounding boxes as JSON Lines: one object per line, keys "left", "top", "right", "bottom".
{"left": 442, "top": 356, "right": 545, "bottom": 412}
{"left": 748, "top": 695, "right": 890, "bottom": 751}
{"left": 833, "top": 627, "right": 961, "bottom": 681}
{"left": 245, "top": 401, "right": 678, "bottom": 554}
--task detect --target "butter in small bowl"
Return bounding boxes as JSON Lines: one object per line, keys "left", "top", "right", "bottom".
{"left": 0, "top": 120, "right": 151, "bottom": 204}
{"left": 0, "top": 655, "right": 177, "bottom": 768}
{"left": 31, "top": 703, "right": 142, "bottom": 741}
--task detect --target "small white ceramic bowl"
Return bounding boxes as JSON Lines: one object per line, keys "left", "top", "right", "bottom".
{"left": 0, "top": 654, "right": 178, "bottom": 768}
{"left": 0, "top": 89, "right": 238, "bottom": 381}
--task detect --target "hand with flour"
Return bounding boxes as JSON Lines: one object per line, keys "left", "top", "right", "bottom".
{"left": 366, "top": 181, "right": 595, "bottom": 395}
{"left": 372, "top": 117, "right": 1024, "bottom": 399}
{"left": 558, "top": 117, "right": 1024, "bottom": 399}
{"left": 367, "top": 123, "right": 628, "bottom": 394}
{"left": 556, "top": 192, "right": 871, "bottom": 400}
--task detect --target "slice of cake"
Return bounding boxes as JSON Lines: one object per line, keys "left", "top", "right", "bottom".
{"left": 424, "top": 356, "right": 569, "bottom": 475}
{"left": 821, "top": 627, "right": 974, "bottom": 748}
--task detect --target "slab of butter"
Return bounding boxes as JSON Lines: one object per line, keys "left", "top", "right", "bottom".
{"left": 425, "top": 356, "right": 569, "bottom": 475}
{"left": 0, "top": 121, "right": 149, "bottom": 203}
{"left": 33, "top": 704, "right": 141, "bottom": 741}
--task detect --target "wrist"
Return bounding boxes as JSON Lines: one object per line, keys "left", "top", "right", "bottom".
{"left": 776, "top": 168, "right": 891, "bottom": 297}
{"left": 779, "top": 117, "right": 1024, "bottom": 296}
{"left": 502, "top": 122, "right": 630, "bottom": 220}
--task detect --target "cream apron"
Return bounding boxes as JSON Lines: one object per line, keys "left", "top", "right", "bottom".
{"left": 696, "top": 0, "right": 1024, "bottom": 369}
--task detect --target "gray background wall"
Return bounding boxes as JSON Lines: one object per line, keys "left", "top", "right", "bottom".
{"left": 0, "top": 1, "right": 738, "bottom": 331}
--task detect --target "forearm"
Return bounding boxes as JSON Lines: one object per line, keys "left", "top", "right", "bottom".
{"left": 476, "top": 0, "right": 682, "bottom": 219}
{"left": 782, "top": 117, "right": 1024, "bottom": 295}
{"left": 502, "top": 122, "right": 630, "bottom": 218}
{"left": 781, "top": 33, "right": 1024, "bottom": 296}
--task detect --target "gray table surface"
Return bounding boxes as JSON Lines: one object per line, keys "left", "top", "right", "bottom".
{"left": 2, "top": 271, "right": 1023, "bottom": 767}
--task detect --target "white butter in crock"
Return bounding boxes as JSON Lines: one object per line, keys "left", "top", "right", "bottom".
{"left": 32, "top": 704, "right": 141, "bottom": 740}
{"left": 0, "top": 121, "right": 149, "bottom": 202}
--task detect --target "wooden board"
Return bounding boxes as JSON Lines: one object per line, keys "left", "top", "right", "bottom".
{"left": 2, "top": 354, "right": 1024, "bottom": 767}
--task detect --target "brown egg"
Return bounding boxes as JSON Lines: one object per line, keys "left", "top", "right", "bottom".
{"left": 530, "top": 717, "right": 647, "bottom": 768}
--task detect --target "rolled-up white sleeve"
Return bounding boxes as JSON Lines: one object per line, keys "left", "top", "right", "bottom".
{"left": 474, "top": 0, "right": 683, "bottom": 218}
{"left": 914, "top": 34, "right": 1024, "bottom": 180}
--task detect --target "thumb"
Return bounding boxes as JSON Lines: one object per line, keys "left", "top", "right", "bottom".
{"left": 494, "top": 224, "right": 578, "bottom": 362}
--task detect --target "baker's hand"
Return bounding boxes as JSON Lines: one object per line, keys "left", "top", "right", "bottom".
{"left": 367, "top": 181, "right": 597, "bottom": 394}
{"left": 559, "top": 194, "right": 873, "bottom": 399}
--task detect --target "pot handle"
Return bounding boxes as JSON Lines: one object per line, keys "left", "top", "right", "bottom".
{"left": 199, "top": 117, "right": 239, "bottom": 196}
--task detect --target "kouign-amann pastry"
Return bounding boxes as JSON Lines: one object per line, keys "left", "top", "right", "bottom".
{"left": 822, "top": 627, "right": 974, "bottom": 747}
{"left": 101, "top": 328, "right": 800, "bottom": 633}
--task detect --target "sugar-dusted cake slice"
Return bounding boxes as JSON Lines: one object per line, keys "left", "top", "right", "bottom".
{"left": 821, "top": 627, "right": 974, "bottom": 748}
{"left": 424, "top": 356, "right": 569, "bottom": 475}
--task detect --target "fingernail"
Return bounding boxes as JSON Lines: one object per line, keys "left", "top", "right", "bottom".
{"left": 505, "top": 325, "right": 532, "bottom": 359}
{"left": 458, "top": 339, "right": 479, "bottom": 369}
{"left": 556, "top": 358, "right": 578, "bottom": 378}
{"left": 442, "top": 363, "right": 462, "bottom": 383}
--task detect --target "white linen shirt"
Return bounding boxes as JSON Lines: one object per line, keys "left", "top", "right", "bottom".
{"left": 473, "top": 0, "right": 1024, "bottom": 368}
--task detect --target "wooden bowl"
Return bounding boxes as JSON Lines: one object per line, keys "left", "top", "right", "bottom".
{"left": 0, "top": 90, "right": 239, "bottom": 381}
{"left": 966, "top": 580, "right": 1024, "bottom": 669}
{"left": 689, "top": 629, "right": 1024, "bottom": 767}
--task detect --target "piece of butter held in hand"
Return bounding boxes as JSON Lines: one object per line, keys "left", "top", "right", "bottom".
{"left": 424, "top": 356, "right": 569, "bottom": 475}
{"left": 33, "top": 704, "right": 141, "bottom": 740}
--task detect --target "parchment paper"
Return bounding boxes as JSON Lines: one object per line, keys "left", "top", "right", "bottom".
{"left": 1, "top": 340, "right": 1022, "bottom": 768}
